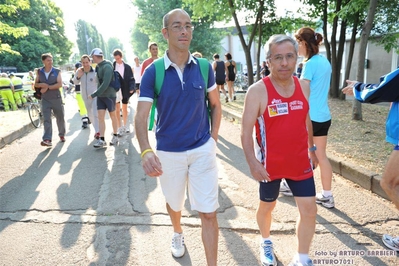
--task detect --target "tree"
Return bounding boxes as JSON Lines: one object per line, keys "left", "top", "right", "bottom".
{"left": 131, "top": 0, "right": 223, "bottom": 61}
{"left": 352, "top": 0, "right": 378, "bottom": 120}
{"left": 0, "top": 27, "right": 57, "bottom": 72}
{"left": 184, "top": 0, "right": 271, "bottom": 85}
{"left": 131, "top": 26, "right": 149, "bottom": 60}
{"left": 0, "top": 0, "right": 72, "bottom": 67}
{"left": 0, "top": 0, "right": 29, "bottom": 55}
{"left": 75, "top": 20, "right": 108, "bottom": 59}
{"left": 107, "top": 37, "right": 124, "bottom": 58}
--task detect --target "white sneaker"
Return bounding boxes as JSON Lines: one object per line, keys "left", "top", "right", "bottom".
{"left": 171, "top": 232, "right": 185, "bottom": 258}
{"left": 315, "top": 193, "right": 335, "bottom": 208}
{"left": 279, "top": 179, "right": 293, "bottom": 196}
{"left": 260, "top": 240, "right": 277, "bottom": 266}
{"left": 382, "top": 234, "right": 399, "bottom": 251}
{"left": 117, "top": 127, "right": 124, "bottom": 137}
{"left": 110, "top": 134, "right": 118, "bottom": 146}
{"left": 93, "top": 139, "right": 106, "bottom": 148}
{"left": 125, "top": 125, "right": 130, "bottom": 133}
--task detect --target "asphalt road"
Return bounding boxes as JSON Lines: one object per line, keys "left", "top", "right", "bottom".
{"left": 0, "top": 96, "right": 398, "bottom": 265}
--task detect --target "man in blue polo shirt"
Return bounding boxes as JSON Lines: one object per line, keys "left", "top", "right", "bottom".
{"left": 135, "top": 8, "right": 222, "bottom": 265}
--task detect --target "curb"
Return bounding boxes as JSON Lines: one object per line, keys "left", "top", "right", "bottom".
{"left": 221, "top": 105, "right": 390, "bottom": 201}
{"left": 0, "top": 122, "right": 35, "bottom": 149}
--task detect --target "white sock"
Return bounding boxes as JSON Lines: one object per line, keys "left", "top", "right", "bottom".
{"left": 295, "top": 253, "right": 310, "bottom": 264}
{"left": 261, "top": 237, "right": 271, "bottom": 244}
{"left": 322, "top": 190, "right": 333, "bottom": 197}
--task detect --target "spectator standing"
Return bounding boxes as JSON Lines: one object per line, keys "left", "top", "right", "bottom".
{"left": 89, "top": 48, "right": 119, "bottom": 148}
{"left": 342, "top": 71, "right": 399, "bottom": 252}
{"left": 113, "top": 49, "right": 135, "bottom": 135}
{"left": 34, "top": 53, "right": 66, "bottom": 146}
{"left": 74, "top": 54, "right": 100, "bottom": 139}
{"left": 71, "top": 62, "right": 89, "bottom": 129}
{"left": 241, "top": 34, "right": 318, "bottom": 266}
{"left": 260, "top": 61, "right": 270, "bottom": 78}
{"left": 296, "top": 62, "right": 303, "bottom": 78}
{"left": 140, "top": 42, "right": 159, "bottom": 76}
{"left": 212, "top": 53, "right": 228, "bottom": 103}
{"left": 9, "top": 73, "right": 26, "bottom": 107}
{"left": 291, "top": 27, "right": 334, "bottom": 209}
{"left": 133, "top": 56, "right": 142, "bottom": 95}
{"left": 135, "top": 8, "right": 222, "bottom": 265}
{"left": 225, "top": 52, "right": 237, "bottom": 101}
{"left": 0, "top": 73, "right": 16, "bottom": 111}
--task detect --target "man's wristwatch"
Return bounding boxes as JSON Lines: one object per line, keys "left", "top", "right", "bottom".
{"left": 309, "top": 145, "right": 317, "bottom": 152}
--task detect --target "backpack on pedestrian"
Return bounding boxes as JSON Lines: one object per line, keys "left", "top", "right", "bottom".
{"left": 109, "top": 70, "right": 123, "bottom": 91}
{"left": 148, "top": 57, "right": 210, "bottom": 130}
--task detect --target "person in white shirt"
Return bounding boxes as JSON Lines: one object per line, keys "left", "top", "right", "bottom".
{"left": 113, "top": 49, "right": 135, "bottom": 135}
{"left": 133, "top": 56, "right": 142, "bottom": 95}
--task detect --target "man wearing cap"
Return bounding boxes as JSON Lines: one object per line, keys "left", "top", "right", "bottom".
{"left": 71, "top": 62, "right": 89, "bottom": 129}
{"left": 89, "top": 48, "right": 119, "bottom": 148}
{"left": 0, "top": 73, "right": 17, "bottom": 111}
{"left": 10, "top": 73, "right": 26, "bottom": 107}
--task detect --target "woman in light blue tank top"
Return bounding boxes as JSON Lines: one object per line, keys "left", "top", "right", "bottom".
{"left": 295, "top": 27, "right": 334, "bottom": 209}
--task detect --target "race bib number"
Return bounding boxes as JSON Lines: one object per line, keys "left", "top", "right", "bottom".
{"left": 268, "top": 102, "right": 289, "bottom": 117}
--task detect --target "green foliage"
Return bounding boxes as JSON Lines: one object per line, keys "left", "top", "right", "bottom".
{"left": 107, "top": 37, "right": 124, "bottom": 58}
{"left": 131, "top": 0, "right": 223, "bottom": 60}
{"left": 131, "top": 26, "right": 149, "bottom": 60}
{"left": 0, "top": 0, "right": 72, "bottom": 69}
{"left": 75, "top": 20, "right": 109, "bottom": 59}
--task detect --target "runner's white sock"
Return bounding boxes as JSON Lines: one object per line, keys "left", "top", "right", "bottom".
{"left": 294, "top": 253, "right": 310, "bottom": 264}
{"left": 322, "top": 190, "right": 333, "bottom": 197}
{"left": 261, "top": 237, "right": 271, "bottom": 243}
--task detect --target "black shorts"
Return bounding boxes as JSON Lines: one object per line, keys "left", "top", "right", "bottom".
{"left": 228, "top": 74, "right": 236, "bottom": 82}
{"left": 259, "top": 177, "right": 316, "bottom": 202}
{"left": 312, "top": 120, "right": 331, "bottom": 137}
{"left": 216, "top": 79, "right": 225, "bottom": 86}
{"left": 97, "top": 97, "right": 116, "bottom": 112}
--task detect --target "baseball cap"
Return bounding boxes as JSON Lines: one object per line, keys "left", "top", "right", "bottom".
{"left": 75, "top": 62, "right": 82, "bottom": 68}
{"left": 9, "top": 72, "right": 15, "bottom": 77}
{"left": 90, "top": 48, "right": 103, "bottom": 57}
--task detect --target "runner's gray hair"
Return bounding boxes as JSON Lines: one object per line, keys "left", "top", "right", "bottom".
{"left": 264, "top": 35, "right": 298, "bottom": 59}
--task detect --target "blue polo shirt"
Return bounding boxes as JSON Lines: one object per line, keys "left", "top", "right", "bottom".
{"left": 301, "top": 54, "right": 332, "bottom": 122}
{"left": 139, "top": 52, "right": 216, "bottom": 152}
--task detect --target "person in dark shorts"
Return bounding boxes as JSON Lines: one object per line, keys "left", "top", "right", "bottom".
{"left": 225, "top": 52, "right": 236, "bottom": 101}
{"left": 212, "top": 54, "right": 228, "bottom": 102}
{"left": 241, "top": 34, "right": 318, "bottom": 266}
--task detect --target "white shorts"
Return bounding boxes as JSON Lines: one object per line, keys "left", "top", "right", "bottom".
{"left": 157, "top": 137, "right": 219, "bottom": 213}
{"left": 116, "top": 89, "right": 122, "bottom": 103}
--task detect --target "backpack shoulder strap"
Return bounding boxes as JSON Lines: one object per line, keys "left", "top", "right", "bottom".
{"left": 153, "top": 58, "right": 165, "bottom": 96}
{"left": 197, "top": 58, "right": 209, "bottom": 95}
{"left": 148, "top": 58, "right": 165, "bottom": 130}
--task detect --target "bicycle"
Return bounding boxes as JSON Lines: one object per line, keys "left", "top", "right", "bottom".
{"left": 24, "top": 94, "right": 42, "bottom": 128}
{"left": 234, "top": 73, "right": 249, "bottom": 92}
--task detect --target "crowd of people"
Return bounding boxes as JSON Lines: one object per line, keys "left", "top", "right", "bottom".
{"left": 0, "top": 71, "right": 35, "bottom": 111}
{"left": 3, "top": 7, "right": 399, "bottom": 266}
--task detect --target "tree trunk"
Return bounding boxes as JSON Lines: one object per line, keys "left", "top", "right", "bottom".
{"left": 352, "top": 0, "right": 378, "bottom": 120}
{"left": 329, "top": 0, "right": 342, "bottom": 98}
{"left": 342, "top": 14, "right": 359, "bottom": 100}
{"left": 256, "top": 1, "right": 264, "bottom": 82}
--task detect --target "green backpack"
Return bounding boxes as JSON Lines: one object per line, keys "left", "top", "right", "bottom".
{"left": 148, "top": 57, "right": 210, "bottom": 130}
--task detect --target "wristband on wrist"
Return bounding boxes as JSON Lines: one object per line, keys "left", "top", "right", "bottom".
{"left": 309, "top": 145, "right": 317, "bottom": 152}
{"left": 141, "top": 148, "right": 153, "bottom": 158}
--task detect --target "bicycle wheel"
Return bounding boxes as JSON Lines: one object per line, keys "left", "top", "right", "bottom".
{"left": 234, "top": 81, "right": 242, "bottom": 91}
{"left": 28, "top": 104, "right": 41, "bottom": 128}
